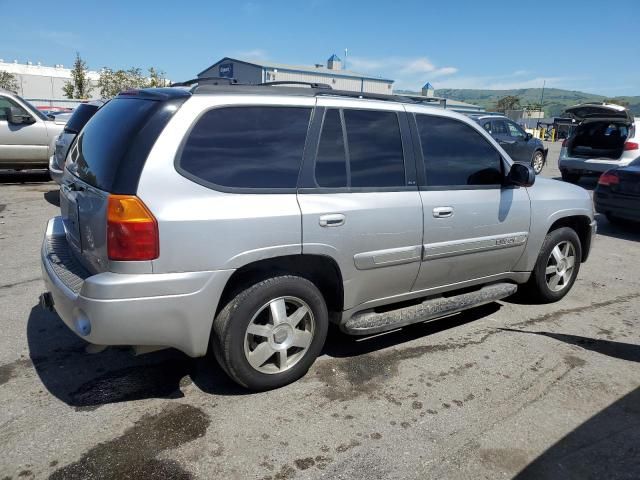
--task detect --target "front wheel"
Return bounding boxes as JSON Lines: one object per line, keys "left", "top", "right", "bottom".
{"left": 211, "top": 275, "right": 328, "bottom": 390}
{"left": 532, "top": 150, "right": 545, "bottom": 175}
{"left": 523, "top": 227, "right": 582, "bottom": 303}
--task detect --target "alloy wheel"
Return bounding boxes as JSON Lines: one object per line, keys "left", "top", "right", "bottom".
{"left": 545, "top": 241, "right": 576, "bottom": 292}
{"left": 533, "top": 152, "right": 544, "bottom": 174}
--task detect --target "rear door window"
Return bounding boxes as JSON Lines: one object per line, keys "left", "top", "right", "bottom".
{"left": 416, "top": 114, "right": 503, "bottom": 187}
{"left": 343, "top": 109, "right": 405, "bottom": 188}
{"left": 179, "top": 106, "right": 311, "bottom": 189}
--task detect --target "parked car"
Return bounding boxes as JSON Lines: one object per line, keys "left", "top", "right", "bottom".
{"left": 49, "top": 100, "right": 106, "bottom": 184}
{"left": 0, "top": 88, "right": 66, "bottom": 170}
{"left": 40, "top": 83, "right": 595, "bottom": 390}
{"left": 594, "top": 157, "right": 640, "bottom": 224}
{"left": 470, "top": 113, "right": 547, "bottom": 174}
{"left": 559, "top": 103, "right": 639, "bottom": 183}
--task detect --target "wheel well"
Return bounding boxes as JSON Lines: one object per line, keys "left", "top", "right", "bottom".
{"left": 216, "top": 255, "right": 344, "bottom": 315}
{"left": 548, "top": 216, "right": 592, "bottom": 262}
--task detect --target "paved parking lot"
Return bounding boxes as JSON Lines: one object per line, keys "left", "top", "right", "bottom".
{"left": 1, "top": 142, "right": 640, "bottom": 479}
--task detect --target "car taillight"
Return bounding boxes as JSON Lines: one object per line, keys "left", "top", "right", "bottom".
{"left": 624, "top": 141, "right": 639, "bottom": 151}
{"left": 107, "top": 195, "right": 159, "bottom": 261}
{"left": 598, "top": 170, "right": 620, "bottom": 187}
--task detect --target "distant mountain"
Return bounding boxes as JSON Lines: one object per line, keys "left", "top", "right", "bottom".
{"left": 396, "top": 88, "right": 640, "bottom": 117}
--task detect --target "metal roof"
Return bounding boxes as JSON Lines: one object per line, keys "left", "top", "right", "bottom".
{"left": 198, "top": 57, "right": 394, "bottom": 83}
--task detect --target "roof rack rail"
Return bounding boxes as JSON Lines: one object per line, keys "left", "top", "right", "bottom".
{"left": 258, "top": 81, "right": 332, "bottom": 90}
{"left": 170, "top": 76, "right": 239, "bottom": 87}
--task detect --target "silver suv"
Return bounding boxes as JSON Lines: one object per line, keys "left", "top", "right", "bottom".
{"left": 0, "top": 88, "right": 65, "bottom": 170}
{"left": 40, "top": 83, "right": 596, "bottom": 390}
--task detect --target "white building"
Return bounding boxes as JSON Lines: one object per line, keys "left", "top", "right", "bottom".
{"left": 197, "top": 54, "right": 394, "bottom": 94}
{"left": 0, "top": 60, "right": 100, "bottom": 106}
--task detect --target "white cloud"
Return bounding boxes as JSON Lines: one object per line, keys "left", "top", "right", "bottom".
{"left": 346, "top": 55, "right": 459, "bottom": 89}
{"left": 234, "top": 49, "right": 269, "bottom": 61}
{"left": 433, "top": 71, "right": 576, "bottom": 91}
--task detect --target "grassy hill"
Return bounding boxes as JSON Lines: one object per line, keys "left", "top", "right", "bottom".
{"left": 397, "top": 88, "right": 640, "bottom": 117}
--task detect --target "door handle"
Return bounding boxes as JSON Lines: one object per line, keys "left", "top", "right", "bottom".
{"left": 433, "top": 207, "right": 454, "bottom": 218}
{"left": 319, "top": 214, "right": 345, "bottom": 227}
{"left": 499, "top": 140, "right": 516, "bottom": 145}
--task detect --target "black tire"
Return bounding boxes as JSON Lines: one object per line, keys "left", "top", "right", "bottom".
{"left": 523, "top": 227, "right": 582, "bottom": 303}
{"left": 211, "top": 275, "right": 328, "bottom": 390}
{"left": 561, "top": 171, "right": 580, "bottom": 184}
{"left": 531, "top": 150, "right": 545, "bottom": 175}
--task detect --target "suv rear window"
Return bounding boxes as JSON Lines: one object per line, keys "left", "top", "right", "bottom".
{"left": 178, "top": 106, "right": 311, "bottom": 190}
{"left": 64, "top": 103, "right": 101, "bottom": 134}
{"left": 67, "top": 97, "right": 181, "bottom": 193}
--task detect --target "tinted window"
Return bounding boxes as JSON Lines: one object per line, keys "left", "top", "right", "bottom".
{"left": 315, "top": 109, "right": 347, "bottom": 187}
{"left": 67, "top": 98, "right": 158, "bottom": 191}
{"left": 416, "top": 115, "right": 503, "bottom": 186}
{"left": 493, "top": 120, "right": 508, "bottom": 135}
{"left": 343, "top": 109, "right": 405, "bottom": 187}
{"left": 507, "top": 122, "right": 525, "bottom": 138}
{"left": 179, "top": 107, "right": 311, "bottom": 189}
{"left": 64, "top": 103, "right": 101, "bottom": 134}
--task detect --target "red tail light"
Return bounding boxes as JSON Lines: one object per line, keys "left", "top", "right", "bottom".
{"left": 598, "top": 170, "right": 620, "bottom": 187}
{"left": 107, "top": 195, "right": 159, "bottom": 261}
{"left": 624, "top": 141, "right": 639, "bottom": 151}
{"left": 562, "top": 139, "right": 568, "bottom": 148}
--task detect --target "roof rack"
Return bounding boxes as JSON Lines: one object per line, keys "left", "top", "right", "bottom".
{"left": 170, "top": 76, "right": 239, "bottom": 87}
{"left": 258, "top": 81, "right": 332, "bottom": 90}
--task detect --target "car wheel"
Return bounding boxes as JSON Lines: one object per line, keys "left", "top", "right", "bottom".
{"left": 532, "top": 150, "right": 545, "bottom": 175}
{"left": 523, "top": 227, "right": 582, "bottom": 303}
{"left": 561, "top": 171, "right": 580, "bottom": 183}
{"left": 211, "top": 275, "right": 328, "bottom": 390}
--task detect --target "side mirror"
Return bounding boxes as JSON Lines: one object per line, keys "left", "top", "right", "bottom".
{"left": 525, "top": 132, "right": 533, "bottom": 141}
{"left": 507, "top": 163, "right": 535, "bottom": 187}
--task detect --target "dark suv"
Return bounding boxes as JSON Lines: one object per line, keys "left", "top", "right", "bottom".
{"left": 471, "top": 114, "right": 547, "bottom": 174}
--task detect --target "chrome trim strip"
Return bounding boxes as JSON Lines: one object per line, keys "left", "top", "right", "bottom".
{"left": 354, "top": 245, "right": 422, "bottom": 270}
{"left": 423, "top": 232, "right": 529, "bottom": 260}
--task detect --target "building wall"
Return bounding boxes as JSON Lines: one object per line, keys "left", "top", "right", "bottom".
{"left": 198, "top": 61, "right": 263, "bottom": 83}
{"left": 266, "top": 69, "right": 392, "bottom": 94}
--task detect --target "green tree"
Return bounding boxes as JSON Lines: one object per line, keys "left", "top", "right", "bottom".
{"left": 494, "top": 95, "right": 521, "bottom": 113}
{"left": 98, "top": 66, "right": 167, "bottom": 98}
{"left": 0, "top": 71, "right": 19, "bottom": 92}
{"left": 63, "top": 52, "right": 93, "bottom": 99}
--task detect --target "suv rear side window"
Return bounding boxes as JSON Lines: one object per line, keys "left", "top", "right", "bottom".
{"left": 179, "top": 106, "right": 311, "bottom": 189}
{"left": 343, "top": 109, "right": 405, "bottom": 188}
{"left": 416, "top": 115, "right": 502, "bottom": 187}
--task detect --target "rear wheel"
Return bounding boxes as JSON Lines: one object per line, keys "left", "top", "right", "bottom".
{"left": 532, "top": 150, "right": 545, "bottom": 174}
{"left": 211, "top": 275, "right": 328, "bottom": 390}
{"left": 523, "top": 227, "right": 582, "bottom": 303}
{"left": 561, "top": 170, "right": 581, "bottom": 183}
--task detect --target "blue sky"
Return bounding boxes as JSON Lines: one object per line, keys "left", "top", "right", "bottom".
{"left": 2, "top": 0, "right": 638, "bottom": 95}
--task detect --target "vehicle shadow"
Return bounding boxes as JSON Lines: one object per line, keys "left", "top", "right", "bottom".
{"left": 499, "top": 328, "right": 640, "bottom": 479}
{"left": 551, "top": 176, "right": 598, "bottom": 191}
{"left": 0, "top": 169, "right": 51, "bottom": 184}
{"left": 26, "top": 304, "right": 247, "bottom": 410}
{"left": 28, "top": 300, "right": 503, "bottom": 408}
{"left": 595, "top": 214, "right": 640, "bottom": 242}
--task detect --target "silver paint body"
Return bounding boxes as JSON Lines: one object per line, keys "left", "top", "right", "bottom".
{"left": 41, "top": 92, "right": 595, "bottom": 357}
{"left": 0, "top": 89, "right": 64, "bottom": 168}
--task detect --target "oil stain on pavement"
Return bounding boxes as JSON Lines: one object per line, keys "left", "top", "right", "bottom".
{"left": 48, "top": 403, "right": 210, "bottom": 480}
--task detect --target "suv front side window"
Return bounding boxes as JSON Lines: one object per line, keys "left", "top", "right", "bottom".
{"left": 0, "top": 97, "right": 28, "bottom": 121}
{"left": 492, "top": 120, "right": 509, "bottom": 135}
{"left": 416, "top": 114, "right": 503, "bottom": 187}
{"left": 507, "top": 121, "right": 526, "bottom": 138}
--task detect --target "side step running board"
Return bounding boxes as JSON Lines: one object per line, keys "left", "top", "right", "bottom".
{"left": 342, "top": 282, "right": 518, "bottom": 335}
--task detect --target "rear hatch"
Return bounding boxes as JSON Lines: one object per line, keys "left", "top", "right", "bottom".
{"left": 60, "top": 89, "right": 189, "bottom": 273}
{"left": 564, "top": 103, "right": 634, "bottom": 160}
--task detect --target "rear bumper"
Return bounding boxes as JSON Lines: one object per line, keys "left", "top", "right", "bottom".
{"left": 594, "top": 191, "right": 640, "bottom": 222}
{"left": 40, "top": 216, "right": 234, "bottom": 357}
{"left": 559, "top": 157, "right": 626, "bottom": 175}
{"left": 48, "top": 154, "right": 63, "bottom": 185}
